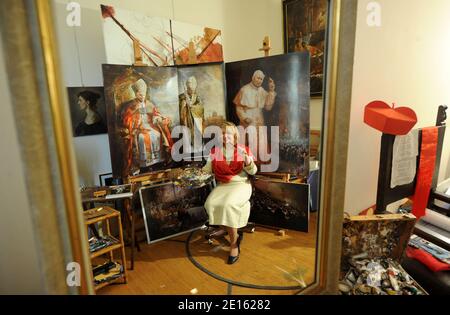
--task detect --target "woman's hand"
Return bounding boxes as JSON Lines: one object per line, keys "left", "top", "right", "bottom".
{"left": 244, "top": 153, "right": 252, "bottom": 166}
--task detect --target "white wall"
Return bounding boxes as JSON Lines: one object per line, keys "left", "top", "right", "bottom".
{"left": 0, "top": 30, "right": 44, "bottom": 294}
{"left": 344, "top": 0, "right": 450, "bottom": 215}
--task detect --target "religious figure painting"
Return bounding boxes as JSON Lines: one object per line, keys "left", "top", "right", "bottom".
{"left": 101, "top": 5, "right": 174, "bottom": 66}
{"left": 250, "top": 179, "right": 310, "bottom": 232}
{"left": 139, "top": 182, "right": 211, "bottom": 243}
{"left": 67, "top": 86, "right": 108, "bottom": 137}
{"left": 177, "top": 63, "right": 227, "bottom": 153}
{"left": 226, "top": 53, "right": 310, "bottom": 178}
{"left": 283, "top": 0, "right": 327, "bottom": 96}
{"left": 102, "top": 64, "right": 179, "bottom": 178}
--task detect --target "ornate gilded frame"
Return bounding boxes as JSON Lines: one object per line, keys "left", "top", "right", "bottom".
{"left": 0, "top": 0, "right": 356, "bottom": 294}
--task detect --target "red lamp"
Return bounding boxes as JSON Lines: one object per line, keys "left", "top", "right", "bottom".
{"left": 364, "top": 100, "right": 417, "bottom": 135}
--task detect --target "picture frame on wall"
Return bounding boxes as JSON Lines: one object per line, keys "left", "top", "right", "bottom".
{"left": 67, "top": 86, "right": 108, "bottom": 137}
{"left": 283, "top": 0, "right": 328, "bottom": 97}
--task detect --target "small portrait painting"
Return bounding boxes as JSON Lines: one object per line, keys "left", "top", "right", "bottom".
{"left": 67, "top": 86, "right": 108, "bottom": 137}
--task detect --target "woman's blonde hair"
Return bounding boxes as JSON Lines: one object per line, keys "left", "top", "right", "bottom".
{"left": 220, "top": 121, "right": 239, "bottom": 146}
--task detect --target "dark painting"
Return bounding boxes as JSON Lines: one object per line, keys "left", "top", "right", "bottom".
{"left": 102, "top": 64, "right": 179, "bottom": 178}
{"left": 139, "top": 182, "right": 211, "bottom": 243}
{"left": 250, "top": 178, "right": 310, "bottom": 232}
{"left": 284, "top": 0, "right": 327, "bottom": 96}
{"left": 226, "top": 53, "right": 310, "bottom": 178}
{"left": 67, "top": 86, "right": 108, "bottom": 137}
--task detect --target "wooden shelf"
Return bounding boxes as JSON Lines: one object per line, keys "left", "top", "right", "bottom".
{"left": 84, "top": 206, "right": 127, "bottom": 293}
{"left": 84, "top": 206, "right": 120, "bottom": 225}
{"left": 90, "top": 243, "right": 122, "bottom": 259}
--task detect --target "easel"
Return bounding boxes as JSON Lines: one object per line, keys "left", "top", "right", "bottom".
{"left": 127, "top": 169, "right": 174, "bottom": 187}
{"left": 257, "top": 172, "right": 291, "bottom": 182}
{"left": 259, "top": 36, "right": 271, "bottom": 57}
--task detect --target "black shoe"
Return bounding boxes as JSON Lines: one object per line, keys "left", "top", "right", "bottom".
{"left": 227, "top": 254, "right": 239, "bottom": 265}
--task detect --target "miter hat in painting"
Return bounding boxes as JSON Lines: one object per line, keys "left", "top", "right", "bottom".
{"left": 186, "top": 76, "right": 197, "bottom": 89}
{"left": 364, "top": 100, "right": 417, "bottom": 135}
{"left": 132, "top": 79, "right": 147, "bottom": 95}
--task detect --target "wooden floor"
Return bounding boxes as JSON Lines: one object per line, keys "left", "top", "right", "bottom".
{"left": 98, "top": 213, "right": 317, "bottom": 295}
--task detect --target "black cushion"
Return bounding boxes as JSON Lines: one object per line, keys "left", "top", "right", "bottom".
{"left": 401, "top": 256, "right": 450, "bottom": 295}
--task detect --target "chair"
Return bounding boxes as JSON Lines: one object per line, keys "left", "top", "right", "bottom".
{"left": 204, "top": 177, "right": 256, "bottom": 244}
{"left": 372, "top": 105, "right": 450, "bottom": 294}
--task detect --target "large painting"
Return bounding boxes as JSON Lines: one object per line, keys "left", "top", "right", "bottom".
{"left": 139, "top": 182, "right": 211, "bottom": 243}
{"left": 101, "top": 5, "right": 173, "bottom": 66}
{"left": 171, "top": 21, "right": 224, "bottom": 65}
{"left": 100, "top": 4, "right": 224, "bottom": 67}
{"left": 177, "top": 63, "right": 227, "bottom": 153}
{"left": 283, "top": 0, "right": 327, "bottom": 96}
{"left": 250, "top": 179, "right": 310, "bottom": 232}
{"left": 226, "top": 53, "right": 310, "bottom": 178}
{"left": 67, "top": 86, "right": 108, "bottom": 137}
{"left": 102, "top": 64, "right": 179, "bottom": 178}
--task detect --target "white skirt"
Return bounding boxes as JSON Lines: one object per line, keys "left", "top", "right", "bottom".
{"left": 204, "top": 180, "right": 252, "bottom": 228}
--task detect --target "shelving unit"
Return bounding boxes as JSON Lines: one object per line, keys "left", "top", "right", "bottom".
{"left": 83, "top": 206, "right": 127, "bottom": 292}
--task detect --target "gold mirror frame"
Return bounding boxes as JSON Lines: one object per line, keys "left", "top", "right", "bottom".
{"left": 0, "top": 0, "right": 357, "bottom": 294}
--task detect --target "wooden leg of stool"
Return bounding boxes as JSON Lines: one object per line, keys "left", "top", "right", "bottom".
{"left": 131, "top": 209, "right": 135, "bottom": 270}
{"left": 135, "top": 232, "right": 141, "bottom": 252}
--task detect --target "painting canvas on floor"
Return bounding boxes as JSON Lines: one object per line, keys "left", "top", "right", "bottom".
{"left": 226, "top": 53, "right": 310, "bottom": 178}
{"left": 283, "top": 0, "right": 327, "bottom": 96}
{"left": 171, "top": 21, "right": 224, "bottom": 65}
{"left": 101, "top": 5, "right": 173, "bottom": 66}
{"left": 67, "top": 86, "right": 108, "bottom": 137}
{"left": 102, "top": 64, "right": 179, "bottom": 178}
{"left": 139, "top": 182, "right": 211, "bottom": 243}
{"left": 177, "top": 63, "right": 227, "bottom": 154}
{"left": 250, "top": 178, "right": 310, "bottom": 232}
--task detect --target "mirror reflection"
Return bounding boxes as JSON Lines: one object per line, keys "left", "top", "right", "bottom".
{"left": 53, "top": 0, "right": 328, "bottom": 294}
